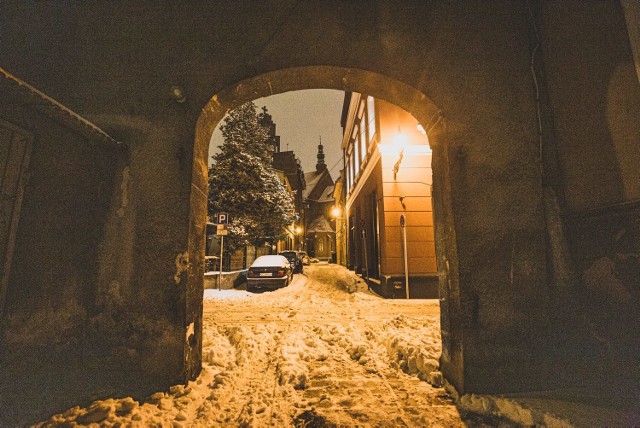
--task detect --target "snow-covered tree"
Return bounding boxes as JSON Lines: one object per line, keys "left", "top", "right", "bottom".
{"left": 208, "top": 102, "right": 297, "bottom": 252}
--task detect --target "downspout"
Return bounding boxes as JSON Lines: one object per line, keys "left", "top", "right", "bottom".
{"left": 400, "top": 214, "right": 409, "bottom": 299}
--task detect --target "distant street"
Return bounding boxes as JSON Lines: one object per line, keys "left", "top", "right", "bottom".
{"left": 43, "top": 264, "right": 468, "bottom": 427}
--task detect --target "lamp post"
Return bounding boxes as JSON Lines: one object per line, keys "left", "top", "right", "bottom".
{"left": 331, "top": 206, "right": 346, "bottom": 266}
{"left": 295, "top": 225, "right": 303, "bottom": 251}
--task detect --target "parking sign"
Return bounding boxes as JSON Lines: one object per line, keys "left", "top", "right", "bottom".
{"left": 216, "top": 212, "right": 229, "bottom": 224}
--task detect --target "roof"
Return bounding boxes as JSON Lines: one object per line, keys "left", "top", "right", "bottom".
{"left": 307, "top": 215, "right": 335, "bottom": 233}
{"left": 251, "top": 255, "right": 289, "bottom": 268}
{"left": 317, "top": 185, "right": 335, "bottom": 203}
{"left": 0, "top": 67, "right": 119, "bottom": 146}
{"left": 303, "top": 171, "right": 324, "bottom": 199}
{"left": 303, "top": 168, "right": 334, "bottom": 200}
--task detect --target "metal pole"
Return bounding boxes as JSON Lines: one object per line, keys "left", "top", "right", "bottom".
{"left": 218, "top": 234, "right": 224, "bottom": 291}
{"left": 401, "top": 214, "right": 409, "bottom": 299}
{"left": 362, "top": 229, "right": 370, "bottom": 287}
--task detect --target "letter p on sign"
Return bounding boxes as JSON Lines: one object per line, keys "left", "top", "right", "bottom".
{"left": 216, "top": 212, "right": 229, "bottom": 224}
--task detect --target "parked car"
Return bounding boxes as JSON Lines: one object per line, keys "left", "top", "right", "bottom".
{"left": 278, "top": 250, "right": 304, "bottom": 273}
{"left": 246, "top": 255, "right": 292, "bottom": 291}
{"left": 298, "top": 251, "right": 310, "bottom": 265}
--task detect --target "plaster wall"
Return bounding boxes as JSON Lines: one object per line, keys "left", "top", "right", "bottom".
{"left": 0, "top": 93, "right": 122, "bottom": 423}
{"left": 0, "top": 1, "right": 638, "bottom": 417}
{"left": 541, "top": 1, "right": 640, "bottom": 211}
{"left": 0, "top": 104, "right": 118, "bottom": 352}
{"left": 346, "top": 157, "right": 383, "bottom": 277}
{"left": 537, "top": 0, "right": 640, "bottom": 380}
{"left": 377, "top": 99, "right": 435, "bottom": 278}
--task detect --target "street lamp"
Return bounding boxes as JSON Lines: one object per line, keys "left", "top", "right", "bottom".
{"left": 295, "top": 225, "right": 303, "bottom": 250}
{"left": 331, "top": 206, "right": 346, "bottom": 266}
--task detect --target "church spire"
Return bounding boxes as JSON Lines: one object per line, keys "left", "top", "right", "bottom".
{"left": 316, "top": 136, "right": 326, "bottom": 172}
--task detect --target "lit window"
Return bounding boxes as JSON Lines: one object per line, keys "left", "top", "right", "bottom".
{"left": 359, "top": 116, "right": 366, "bottom": 163}
{"left": 350, "top": 150, "right": 355, "bottom": 186}
{"left": 354, "top": 135, "right": 360, "bottom": 176}
{"left": 367, "top": 96, "right": 376, "bottom": 145}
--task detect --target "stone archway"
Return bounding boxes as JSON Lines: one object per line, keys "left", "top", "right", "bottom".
{"left": 187, "top": 65, "right": 462, "bottom": 389}
{"left": 1, "top": 3, "right": 639, "bottom": 424}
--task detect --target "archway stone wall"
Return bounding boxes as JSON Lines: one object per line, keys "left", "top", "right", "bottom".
{"left": 1, "top": 3, "right": 639, "bottom": 422}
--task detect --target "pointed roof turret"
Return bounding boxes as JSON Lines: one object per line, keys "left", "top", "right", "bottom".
{"left": 316, "top": 136, "right": 327, "bottom": 172}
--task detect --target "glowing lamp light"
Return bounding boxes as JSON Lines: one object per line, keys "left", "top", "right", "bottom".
{"left": 331, "top": 206, "right": 342, "bottom": 218}
{"left": 393, "top": 131, "right": 409, "bottom": 148}
{"left": 295, "top": 226, "right": 303, "bottom": 235}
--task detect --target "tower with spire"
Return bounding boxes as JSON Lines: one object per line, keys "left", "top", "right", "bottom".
{"left": 303, "top": 135, "right": 335, "bottom": 261}
{"left": 316, "top": 136, "right": 327, "bottom": 172}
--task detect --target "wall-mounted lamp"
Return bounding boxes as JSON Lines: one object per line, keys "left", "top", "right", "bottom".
{"left": 170, "top": 86, "right": 187, "bottom": 103}
{"left": 399, "top": 196, "right": 406, "bottom": 210}
{"left": 393, "top": 148, "right": 404, "bottom": 180}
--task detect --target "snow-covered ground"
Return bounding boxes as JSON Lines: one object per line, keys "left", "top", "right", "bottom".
{"left": 34, "top": 263, "right": 640, "bottom": 427}
{"left": 39, "top": 263, "right": 467, "bottom": 427}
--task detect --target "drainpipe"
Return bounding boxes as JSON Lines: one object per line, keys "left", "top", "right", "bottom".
{"left": 400, "top": 214, "right": 409, "bottom": 299}
{"left": 361, "top": 228, "right": 370, "bottom": 286}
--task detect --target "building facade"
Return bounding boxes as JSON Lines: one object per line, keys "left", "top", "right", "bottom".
{"left": 342, "top": 93, "right": 436, "bottom": 298}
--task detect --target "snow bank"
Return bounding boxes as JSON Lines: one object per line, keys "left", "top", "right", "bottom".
{"left": 377, "top": 314, "right": 442, "bottom": 383}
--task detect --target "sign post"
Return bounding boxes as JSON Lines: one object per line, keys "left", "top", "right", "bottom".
{"left": 400, "top": 214, "right": 409, "bottom": 299}
{"left": 216, "top": 213, "right": 229, "bottom": 290}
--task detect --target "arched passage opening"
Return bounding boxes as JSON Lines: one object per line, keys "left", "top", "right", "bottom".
{"left": 187, "top": 65, "right": 463, "bottom": 390}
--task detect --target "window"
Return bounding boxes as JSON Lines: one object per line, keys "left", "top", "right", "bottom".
{"left": 350, "top": 149, "right": 355, "bottom": 187}
{"left": 367, "top": 96, "right": 376, "bottom": 146}
{"left": 359, "top": 115, "right": 366, "bottom": 164}
{"left": 346, "top": 145, "right": 355, "bottom": 193}
{"left": 353, "top": 128, "right": 360, "bottom": 176}
{"left": 344, "top": 149, "right": 351, "bottom": 193}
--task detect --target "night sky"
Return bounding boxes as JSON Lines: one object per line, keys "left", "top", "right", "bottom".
{"left": 208, "top": 90, "right": 345, "bottom": 180}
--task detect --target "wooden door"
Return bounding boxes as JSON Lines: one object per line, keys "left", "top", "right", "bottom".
{"left": 0, "top": 119, "right": 32, "bottom": 318}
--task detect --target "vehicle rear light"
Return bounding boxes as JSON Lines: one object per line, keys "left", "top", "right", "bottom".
{"left": 248, "top": 270, "right": 257, "bottom": 278}
{"left": 277, "top": 269, "right": 285, "bottom": 277}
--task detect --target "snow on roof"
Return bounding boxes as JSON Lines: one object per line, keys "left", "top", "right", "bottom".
{"left": 250, "top": 255, "right": 289, "bottom": 268}
{"left": 303, "top": 171, "right": 323, "bottom": 199}
{"left": 317, "top": 185, "right": 335, "bottom": 203}
{"left": 307, "top": 215, "right": 335, "bottom": 233}
{"left": 0, "top": 67, "right": 119, "bottom": 146}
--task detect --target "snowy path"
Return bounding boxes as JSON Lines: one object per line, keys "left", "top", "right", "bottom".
{"left": 41, "top": 263, "right": 466, "bottom": 427}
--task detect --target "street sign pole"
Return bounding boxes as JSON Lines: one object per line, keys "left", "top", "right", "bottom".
{"left": 215, "top": 213, "right": 229, "bottom": 291}
{"left": 218, "top": 234, "right": 224, "bottom": 291}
